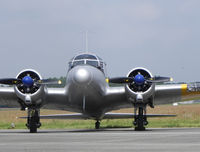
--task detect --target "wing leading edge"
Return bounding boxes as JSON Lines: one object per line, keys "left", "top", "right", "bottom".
{"left": 155, "top": 83, "right": 200, "bottom": 105}
{"left": 0, "top": 87, "right": 19, "bottom": 108}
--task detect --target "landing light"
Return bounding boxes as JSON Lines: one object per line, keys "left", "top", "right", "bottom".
{"left": 58, "top": 80, "right": 62, "bottom": 84}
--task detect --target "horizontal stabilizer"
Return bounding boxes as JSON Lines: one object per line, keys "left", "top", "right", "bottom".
{"left": 19, "top": 113, "right": 89, "bottom": 120}
{"left": 103, "top": 113, "right": 176, "bottom": 119}
{"left": 19, "top": 113, "right": 176, "bottom": 120}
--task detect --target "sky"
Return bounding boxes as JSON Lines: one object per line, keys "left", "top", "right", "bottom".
{"left": 0, "top": 0, "right": 200, "bottom": 82}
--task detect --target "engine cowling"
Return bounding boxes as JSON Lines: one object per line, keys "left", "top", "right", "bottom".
{"left": 125, "top": 67, "right": 155, "bottom": 103}
{"left": 14, "top": 69, "right": 45, "bottom": 107}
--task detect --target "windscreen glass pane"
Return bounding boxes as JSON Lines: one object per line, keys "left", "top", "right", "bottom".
{"left": 75, "top": 54, "right": 97, "bottom": 60}
{"left": 73, "top": 60, "right": 85, "bottom": 66}
{"left": 86, "top": 60, "right": 98, "bottom": 67}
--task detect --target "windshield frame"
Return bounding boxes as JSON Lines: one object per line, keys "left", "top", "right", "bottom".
{"left": 68, "top": 54, "right": 106, "bottom": 73}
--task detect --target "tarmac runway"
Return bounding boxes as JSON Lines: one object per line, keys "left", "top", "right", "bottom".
{"left": 0, "top": 128, "right": 200, "bottom": 152}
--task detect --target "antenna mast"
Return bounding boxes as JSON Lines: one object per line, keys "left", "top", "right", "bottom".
{"left": 85, "top": 31, "right": 88, "bottom": 52}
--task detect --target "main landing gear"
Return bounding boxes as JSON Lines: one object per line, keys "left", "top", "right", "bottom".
{"left": 95, "top": 120, "right": 100, "bottom": 129}
{"left": 133, "top": 106, "right": 148, "bottom": 131}
{"left": 26, "top": 109, "right": 41, "bottom": 133}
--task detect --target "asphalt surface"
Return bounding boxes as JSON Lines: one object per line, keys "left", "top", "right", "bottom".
{"left": 0, "top": 128, "right": 200, "bottom": 152}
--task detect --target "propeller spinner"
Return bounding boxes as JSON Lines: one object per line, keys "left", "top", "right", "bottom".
{"left": 134, "top": 73, "right": 145, "bottom": 85}
{"left": 22, "top": 76, "right": 34, "bottom": 87}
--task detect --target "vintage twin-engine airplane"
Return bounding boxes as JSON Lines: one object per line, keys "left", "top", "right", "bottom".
{"left": 0, "top": 52, "right": 200, "bottom": 133}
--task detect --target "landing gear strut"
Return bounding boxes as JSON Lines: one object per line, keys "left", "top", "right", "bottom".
{"left": 26, "top": 109, "right": 41, "bottom": 133}
{"left": 95, "top": 121, "right": 100, "bottom": 129}
{"left": 133, "top": 106, "right": 148, "bottom": 131}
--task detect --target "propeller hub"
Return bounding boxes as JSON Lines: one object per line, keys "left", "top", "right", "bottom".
{"left": 134, "top": 74, "right": 145, "bottom": 85}
{"left": 22, "top": 76, "right": 34, "bottom": 87}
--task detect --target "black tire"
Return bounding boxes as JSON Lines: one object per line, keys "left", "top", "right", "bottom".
{"left": 30, "top": 125, "right": 37, "bottom": 133}
{"left": 95, "top": 121, "right": 100, "bottom": 129}
{"left": 29, "top": 117, "right": 37, "bottom": 133}
{"left": 135, "top": 107, "right": 145, "bottom": 131}
{"left": 135, "top": 119, "right": 145, "bottom": 131}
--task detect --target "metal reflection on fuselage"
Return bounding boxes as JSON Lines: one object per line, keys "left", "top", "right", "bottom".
{"left": 72, "top": 67, "right": 92, "bottom": 86}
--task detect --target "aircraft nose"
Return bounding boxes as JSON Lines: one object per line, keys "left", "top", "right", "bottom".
{"left": 73, "top": 67, "right": 92, "bottom": 85}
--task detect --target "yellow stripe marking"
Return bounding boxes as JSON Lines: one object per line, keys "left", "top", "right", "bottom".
{"left": 181, "top": 84, "right": 200, "bottom": 100}
{"left": 181, "top": 84, "right": 188, "bottom": 96}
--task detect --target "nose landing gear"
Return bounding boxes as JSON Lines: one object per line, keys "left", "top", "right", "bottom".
{"left": 95, "top": 121, "right": 100, "bottom": 129}
{"left": 26, "top": 109, "right": 41, "bottom": 133}
{"left": 133, "top": 106, "right": 148, "bottom": 131}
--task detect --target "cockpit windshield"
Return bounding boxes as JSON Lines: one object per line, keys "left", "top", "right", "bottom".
{"left": 73, "top": 60, "right": 85, "bottom": 66}
{"left": 74, "top": 54, "right": 97, "bottom": 60}
{"left": 68, "top": 53, "right": 106, "bottom": 73}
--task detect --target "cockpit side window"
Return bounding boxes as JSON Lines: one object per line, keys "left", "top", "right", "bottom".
{"left": 100, "top": 61, "right": 104, "bottom": 69}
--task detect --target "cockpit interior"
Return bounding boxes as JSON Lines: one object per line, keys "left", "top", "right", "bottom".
{"left": 68, "top": 53, "right": 106, "bottom": 73}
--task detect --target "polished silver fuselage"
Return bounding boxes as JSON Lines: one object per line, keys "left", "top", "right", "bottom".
{"left": 64, "top": 65, "right": 128, "bottom": 119}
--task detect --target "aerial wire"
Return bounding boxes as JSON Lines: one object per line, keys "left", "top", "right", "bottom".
{"left": 85, "top": 30, "right": 88, "bottom": 53}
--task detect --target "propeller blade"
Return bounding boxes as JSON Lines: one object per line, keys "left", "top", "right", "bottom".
{"left": 146, "top": 76, "right": 173, "bottom": 83}
{"left": 108, "top": 77, "right": 134, "bottom": 83}
{"left": 36, "top": 79, "right": 62, "bottom": 85}
{"left": 108, "top": 76, "right": 173, "bottom": 84}
{"left": 0, "top": 78, "right": 19, "bottom": 85}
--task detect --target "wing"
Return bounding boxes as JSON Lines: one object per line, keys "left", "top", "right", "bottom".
{"left": 104, "top": 82, "right": 200, "bottom": 110}
{"left": 0, "top": 87, "right": 20, "bottom": 108}
{"left": 104, "top": 86, "right": 133, "bottom": 111}
{"left": 42, "top": 87, "right": 71, "bottom": 111}
{"left": 154, "top": 83, "right": 200, "bottom": 105}
{"left": 0, "top": 86, "right": 69, "bottom": 110}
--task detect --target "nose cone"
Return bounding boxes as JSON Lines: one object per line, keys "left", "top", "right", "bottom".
{"left": 73, "top": 67, "right": 92, "bottom": 85}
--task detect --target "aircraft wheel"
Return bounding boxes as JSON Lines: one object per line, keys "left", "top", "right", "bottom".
{"left": 134, "top": 107, "right": 146, "bottom": 131}
{"left": 27, "top": 109, "right": 40, "bottom": 133}
{"left": 29, "top": 116, "right": 37, "bottom": 133}
{"left": 135, "top": 119, "right": 145, "bottom": 131}
{"left": 95, "top": 121, "right": 100, "bottom": 129}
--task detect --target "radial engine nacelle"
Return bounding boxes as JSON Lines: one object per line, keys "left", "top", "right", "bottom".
{"left": 125, "top": 67, "right": 155, "bottom": 103}
{"left": 14, "top": 69, "right": 45, "bottom": 107}
{"left": 108, "top": 67, "right": 171, "bottom": 104}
